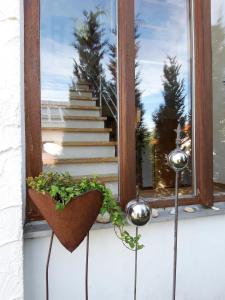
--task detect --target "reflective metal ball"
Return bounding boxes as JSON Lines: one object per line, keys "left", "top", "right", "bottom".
{"left": 168, "top": 149, "right": 188, "bottom": 171}
{"left": 126, "top": 199, "right": 151, "bottom": 226}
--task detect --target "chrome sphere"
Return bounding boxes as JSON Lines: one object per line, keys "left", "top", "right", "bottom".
{"left": 126, "top": 199, "right": 151, "bottom": 226}
{"left": 168, "top": 149, "right": 188, "bottom": 171}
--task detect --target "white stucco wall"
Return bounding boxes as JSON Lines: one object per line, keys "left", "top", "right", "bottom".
{"left": 25, "top": 215, "right": 225, "bottom": 300}
{"left": 0, "top": 1, "right": 24, "bottom": 299}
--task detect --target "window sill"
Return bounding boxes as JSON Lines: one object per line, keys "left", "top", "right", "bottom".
{"left": 24, "top": 202, "right": 225, "bottom": 239}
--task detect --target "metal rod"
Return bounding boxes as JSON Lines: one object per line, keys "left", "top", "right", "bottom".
{"left": 85, "top": 232, "right": 90, "bottom": 300}
{"left": 86, "top": 72, "right": 118, "bottom": 122}
{"left": 134, "top": 226, "right": 138, "bottom": 300}
{"left": 46, "top": 231, "right": 54, "bottom": 300}
{"left": 172, "top": 172, "right": 179, "bottom": 300}
{"left": 99, "top": 75, "right": 102, "bottom": 108}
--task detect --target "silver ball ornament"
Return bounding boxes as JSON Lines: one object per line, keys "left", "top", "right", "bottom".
{"left": 126, "top": 198, "right": 151, "bottom": 226}
{"left": 168, "top": 149, "right": 188, "bottom": 171}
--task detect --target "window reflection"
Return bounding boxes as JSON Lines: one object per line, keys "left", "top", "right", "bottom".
{"left": 212, "top": 0, "right": 225, "bottom": 194}
{"left": 41, "top": 0, "right": 119, "bottom": 198}
{"left": 135, "top": 0, "right": 193, "bottom": 199}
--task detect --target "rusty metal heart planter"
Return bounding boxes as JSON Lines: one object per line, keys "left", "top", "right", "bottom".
{"left": 28, "top": 189, "right": 103, "bottom": 252}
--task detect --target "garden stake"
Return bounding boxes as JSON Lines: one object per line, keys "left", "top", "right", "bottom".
{"left": 168, "top": 124, "right": 188, "bottom": 300}
{"left": 134, "top": 226, "right": 138, "bottom": 300}
{"left": 134, "top": 190, "right": 140, "bottom": 300}
{"left": 172, "top": 171, "right": 179, "bottom": 300}
{"left": 46, "top": 231, "right": 54, "bottom": 300}
{"left": 134, "top": 191, "right": 140, "bottom": 300}
{"left": 126, "top": 189, "right": 152, "bottom": 300}
{"left": 85, "top": 232, "right": 90, "bottom": 300}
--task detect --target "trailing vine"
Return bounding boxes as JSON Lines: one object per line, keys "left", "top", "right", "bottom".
{"left": 27, "top": 172, "right": 143, "bottom": 250}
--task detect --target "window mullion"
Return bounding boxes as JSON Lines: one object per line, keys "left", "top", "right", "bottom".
{"left": 194, "top": 0, "right": 213, "bottom": 206}
{"left": 118, "top": 0, "right": 136, "bottom": 209}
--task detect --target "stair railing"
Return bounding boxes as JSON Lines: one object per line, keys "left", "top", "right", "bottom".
{"left": 78, "top": 72, "right": 118, "bottom": 124}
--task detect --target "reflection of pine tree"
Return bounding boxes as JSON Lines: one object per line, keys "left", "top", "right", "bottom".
{"left": 108, "top": 24, "right": 150, "bottom": 185}
{"left": 134, "top": 25, "right": 150, "bottom": 185}
{"left": 152, "top": 56, "right": 186, "bottom": 188}
{"left": 72, "top": 9, "right": 107, "bottom": 95}
{"left": 108, "top": 41, "right": 117, "bottom": 86}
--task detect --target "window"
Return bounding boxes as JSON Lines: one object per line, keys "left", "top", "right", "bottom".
{"left": 212, "top": 0, "right": 225, "bottom": 196}
{"left": 25, "top": 0, "right": 217, "bottom": 221}
{"left": 135, "top": 0, "right": 194, "bottom": 200}
{"left": 40, "top": 1, "right": 119, "bottom": 199}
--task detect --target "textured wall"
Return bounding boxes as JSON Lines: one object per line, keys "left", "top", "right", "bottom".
{"left": 0, "top": 1, "right": 24, "bottom": 299}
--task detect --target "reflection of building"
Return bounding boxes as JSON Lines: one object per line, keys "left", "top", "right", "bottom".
{"left": 41, "top": 81, "right": 118, "bottom": 196}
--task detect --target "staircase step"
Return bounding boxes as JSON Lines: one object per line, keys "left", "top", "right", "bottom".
{"left": 42, "top": 117, "right": 105, "bottom": 128}
{"left": 42, "top": 127, "right": 112, "bottom": 133}
{"left": 73, "top": 174, "right": 118, "bottom": 183}
{"left": 72, "top": 82, "right": 90, "bottom": 91}
{"left": 70, "top": 90, "right": 93, "bottom": 97}
{"left": 43, "top": 141, "right": 117, "bottom": 146}
{"left": 41, "top": 109, "right": 101, "bottom": 116}
{"left": 76, "top": 86, "right": 90, "bottom": 91}
{"left": 42, "top": 103, "right": 100, "bottom": 110}
{"left": 64, "top": 116, "right": 106, "bottom": 121}
{"left": 42, "top": 81, "right": 117, "bottom": 194}
{"left": 42, "top": 106, "right": 101, "bottom": 117}
{"left": 42, "top": 128, "right": 112, "bottom": 142}
{"left": 69, "top": 95, "right": 97, "bottom": 101}
{"left": 43, "top": 158, "right": 118, "bottom": 176}
{"left": 69, "top": 99, "right": 96, "bottom": 106}
{"left": 70, "top": 88, "right": 94, "bottom": 93}
{"left": 42, "top": 100, "right": 96, "bottom": 107}
{"left": 42, "top": 115, "right": 106, "bottom": 121}
{"left": 43, "top": 142, "right": 116, "bottom": 158}
{"left": 43, "top": 157, "right": 118, "bottom": 165}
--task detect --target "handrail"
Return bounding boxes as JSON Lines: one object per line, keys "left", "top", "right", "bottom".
{"left": 78, "top": 73, "right": 118, "bottom": 123}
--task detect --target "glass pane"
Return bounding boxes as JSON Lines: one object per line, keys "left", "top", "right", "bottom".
{"left": 211, "top": 1, "right": 225, "bottom": 194}
{"left": 135, "top": 0, "right": 193, "bottom": 199}
{"left": 40, "top": 0, "right": 119, "bottom": 198}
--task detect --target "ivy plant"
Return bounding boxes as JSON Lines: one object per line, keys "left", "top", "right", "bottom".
{"left": 27, "top": 172, "right": 143, "bottom": 250}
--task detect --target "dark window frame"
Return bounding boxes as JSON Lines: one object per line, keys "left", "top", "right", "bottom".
{"left": 24, "top": 0, "right": 217, "bottom": 221}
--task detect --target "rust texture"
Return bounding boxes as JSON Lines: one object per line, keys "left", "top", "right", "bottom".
{"left": 28, "top": 189, "right": 103, "bottom": 252}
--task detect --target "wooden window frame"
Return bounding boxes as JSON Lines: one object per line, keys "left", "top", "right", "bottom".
{"left": 24, "top": 0, "right": 42, "bottom": 220}
{"left": 145, "top": 0, "right": 214, "bottom": 208}
{"left": 24, "top": 0, "right": 219, "bottom": 220}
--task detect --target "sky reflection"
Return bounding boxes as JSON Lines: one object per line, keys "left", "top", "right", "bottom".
{"left": 41, "top": 0, "right": 192, "bottom": 131}
{"left": 136, "top": 0, "right": 191, "bottom": 130}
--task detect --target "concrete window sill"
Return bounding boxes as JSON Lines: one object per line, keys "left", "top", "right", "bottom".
{"left": 24, "top": 202, "right": 225, "bottom": 239}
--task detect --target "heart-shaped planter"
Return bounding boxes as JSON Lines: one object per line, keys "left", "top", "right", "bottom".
{"left": 28, "top": 189, "right": 103, "bottom": 252}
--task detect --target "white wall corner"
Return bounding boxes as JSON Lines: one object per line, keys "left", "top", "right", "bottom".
{"left": 0, "top": 0, "right": 25, "bottom": 299}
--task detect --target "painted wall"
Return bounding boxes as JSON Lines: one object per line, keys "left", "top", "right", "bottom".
{"left": 25, "top": 215, "right": 225, "bottom": 300}
{"left": 0, "top": 1, "right": 24, "bottom": 299}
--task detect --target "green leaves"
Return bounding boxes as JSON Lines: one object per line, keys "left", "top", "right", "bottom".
{"left": 27, "top": 172, "right": 144, "bottom": 251}
{"left": 50, "top": 185, "right": 59, "bottom": 197}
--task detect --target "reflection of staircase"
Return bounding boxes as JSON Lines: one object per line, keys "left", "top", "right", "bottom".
{"left": 41, "top": 81, "right": 118, "bottom": 196}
